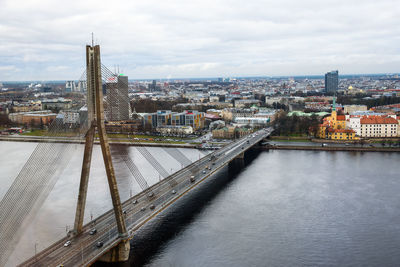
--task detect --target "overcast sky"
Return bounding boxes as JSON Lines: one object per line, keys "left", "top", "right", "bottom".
{"left": 0, "top": 0, "right": 399, "bottom": 81}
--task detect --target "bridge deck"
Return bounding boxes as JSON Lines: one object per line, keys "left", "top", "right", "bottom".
{"left": 19, "top": 128, "right": 272, "bottom": 266}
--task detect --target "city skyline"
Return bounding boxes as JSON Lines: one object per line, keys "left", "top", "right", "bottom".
{"left": 0, "top": 0, "right": 399, "bottom": 81}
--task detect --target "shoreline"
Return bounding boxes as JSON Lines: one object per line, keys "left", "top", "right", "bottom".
{"left": 264, "top": 144, "right": 400, "bottom": 152}
{"left": 269, "top": 136, "right": 400, "bottom": 144}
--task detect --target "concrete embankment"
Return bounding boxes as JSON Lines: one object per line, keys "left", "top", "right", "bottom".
{"left": 264, "top": 145, "right": 400, "bottom": 153}
{"left": 0, "top": 136, "right": 197, "bottom": 148}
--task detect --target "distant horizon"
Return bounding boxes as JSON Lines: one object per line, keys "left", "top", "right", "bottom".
{"left": 1, "top": 72, "right": 400, "bottom": 84}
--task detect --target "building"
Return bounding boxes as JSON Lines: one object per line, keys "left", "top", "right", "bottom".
{"left": 60, "top": 110, "right": 80, "bottom": 124}
{"left": 143, "top": 110, "right": 205, "bottom": 131}
{"left": 325, "top": 70, "right": 338, "bottom": 93}
{"left": 8, "top": 110, "right": 57, "bottom": 126}
{"left": 156, "top": 126, "right": 193, "bottom": 135}
{"left": 233, "top": 117, "right": 270, "bottom": 128}
{"left": 79, "top": 105, "right": 88, "bottom": 126}
{"left": 66, "top": 80, "right": 86, "bottom": 92}
{"left": 344, "top": 105, "right": 367, "bottom": 114}
{"left": 221, "top": 108, "right": 255, "bottom": 122}
{"left": 206, "top": 109, "right": 221, "bottom": 117}
{"left": 360, "top": 116, "right": 398, "bottom": 138}
{"left": 326, "top": 128, "right": 357, "bottom": 140}
{"left": 41, "top": 98, "right": 73, "bottom": 110}
{"left": 65, "top": 81, "right": 76, "bottom": 92}
{"left": 234, "top": 99, "right": 260, "bottom": 108}
{"left": 77, "top": 80, "right": 86, "bottom": 92}
{"left": 212, "top": 126, "right": 251, "bottom": 139}
{"left": 265, "top": 96, "right": 284, "bottom": 105}
{"left": 209, "top": 96, "right": 220, "bottom": 102}
{"left": 209, "top": 120, "right": 225, "bottom": 130}
{"left": 148, "top": 80, "right": 157, "bottom": 92}
{"left": 317, "top": 97, "right": 358, "bottom": 140}
{"left": 182, "top": 110, "right": 205, "bottom": 130}
{"left": 348, "top": 117, "right": 361, "bottom": 136}
{"left": 106, "top": 74, "right": 130, "bottom": 121}
{"left": 12, "top": 101, "right": 42, "bottom": 112}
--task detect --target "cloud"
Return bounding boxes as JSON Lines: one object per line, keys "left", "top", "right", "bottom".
{"left": 0, "top": 0, "right": 399, "bottom": 80}
{"left": 0, "top": 65, "right": 19, "bottom": 72}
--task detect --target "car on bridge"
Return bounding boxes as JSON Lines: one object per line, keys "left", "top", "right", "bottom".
{"left": 89, "top": 228, "right": 97, "bottom": 235}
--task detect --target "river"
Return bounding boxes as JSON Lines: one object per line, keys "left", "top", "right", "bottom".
{"left": 0, "top": 141, "right": 203, "bottom": 266}
{"left": 1, "top": 142, "right": 400, "bottom": 266}
{"left": 135, "top": 149, "right": 400, "bottom": 267}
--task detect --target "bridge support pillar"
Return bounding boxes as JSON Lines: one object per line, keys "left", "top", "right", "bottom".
{"left": 236, "top": 152, "right": 245, "bottom": 159}
{"left": 98, "top": 240, "right": 130, "bottom": 263}
{"left": 229, "top": 152, "right": 245, "bottom": 170}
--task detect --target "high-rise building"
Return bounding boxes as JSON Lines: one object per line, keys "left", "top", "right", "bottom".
{"left": 325, "top": 70, "right": 338, "bottom": 92}
{"left": 105, "top": 74, "right": 130, "bottom": 121}
{"left": 65, "top": 81, "right": 76, "bottom": 92}
{"left": 148, "top": 80, "right": 158, "bottom": 92}
{"left": 77, "top": 80, "right": 86, "bottom": 92}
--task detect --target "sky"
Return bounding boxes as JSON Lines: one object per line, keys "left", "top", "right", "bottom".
{"left": 0, "top": 0, "right": 399, "bottom": 81}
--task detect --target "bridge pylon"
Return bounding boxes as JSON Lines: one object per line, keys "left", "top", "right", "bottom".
{"left": 72, "top": 45, "right": 128, "bottom": 242}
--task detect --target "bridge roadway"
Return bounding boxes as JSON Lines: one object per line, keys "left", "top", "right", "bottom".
{"left": 19, "top": 127, "right": 272, "bottom": 267}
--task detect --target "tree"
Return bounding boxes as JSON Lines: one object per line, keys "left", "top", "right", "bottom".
{"left": 0, "top": 114, "right": 11, "bottom": 126}
{"left": 359, "top": 139, "right": 365, "bottom": 147}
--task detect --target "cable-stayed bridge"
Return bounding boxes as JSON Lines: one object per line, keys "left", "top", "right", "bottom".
{"left": 18, "top": 128, "right": 271, "bottom": 266}
{"left": 0, "top": 44, "right": 273, "bottom": 266}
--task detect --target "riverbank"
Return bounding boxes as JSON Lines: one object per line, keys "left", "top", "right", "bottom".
{"left": 265, "top": 144, "right": 400, "bottom": 152}
{"left": 270, "top": 135, "right": 400, "bottom": 145}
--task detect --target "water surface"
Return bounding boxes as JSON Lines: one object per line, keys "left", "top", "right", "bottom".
{"left": 143, "top": 150, "right": 400, "bottom": 267}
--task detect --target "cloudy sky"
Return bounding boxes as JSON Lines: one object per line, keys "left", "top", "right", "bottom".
{"left": 0, "top": 0, "right": 399, "bottom": 81}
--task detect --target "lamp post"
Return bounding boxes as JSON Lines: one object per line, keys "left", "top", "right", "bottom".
{"left": 34, "top": 242, "right": 38, "bottom": 259}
